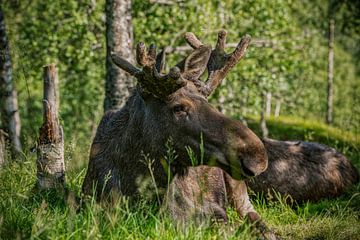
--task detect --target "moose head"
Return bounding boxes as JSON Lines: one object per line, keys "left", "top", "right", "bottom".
{"left": 82, "top": 30, "right": 268, "bottom": 198}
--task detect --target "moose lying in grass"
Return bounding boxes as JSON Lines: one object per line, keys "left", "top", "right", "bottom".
{"left": 82, "top": 30, "right": 358, "bottom": 238}
{"left": 247, "top": 138, "right": 359, "bottom": 202}
{"left": 82, "top": 30, "right": 276, "bottom": 237}
{"left": 160, "top": 31, "right": 358, "bottom": 236}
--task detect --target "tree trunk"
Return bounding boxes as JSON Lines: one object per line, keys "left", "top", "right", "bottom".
{"left": 0, "top": 129, "right": 6, "bottom": 167}
{"left": 274, "top": 99, "right": 281, "bottom": 117}
{"left": 0, "top": 7, "right": 22, "bottom": 158}
{"left": 326, "top": 18, "right": 334, "bottom": 124}
{"left": 104, "top": 0, "right": 134, "bottom": 111}
{"left": 260, "top": 92, "right": 269, "bottom": 138}
{"left": 265, "top": 92, "right": 272, "bottom": 117}
{"left": 36, "top": 64, "right": 65, "bottom": 189}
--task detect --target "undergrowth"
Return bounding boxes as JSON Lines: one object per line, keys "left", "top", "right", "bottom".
{"left": 0, "top": 116, "right": 359, "bottom": 239}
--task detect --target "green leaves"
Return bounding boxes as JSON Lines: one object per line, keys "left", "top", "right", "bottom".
{"left": 3, "top": 0, "right": 359, "bottom": 148}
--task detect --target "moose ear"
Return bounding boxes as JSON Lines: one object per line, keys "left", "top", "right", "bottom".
{"left": 181, "top": 45, "right": 212, "bottom": 81}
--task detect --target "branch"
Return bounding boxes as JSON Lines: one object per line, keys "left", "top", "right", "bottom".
{"left": 148, "top": 0, "right": 185, "bottom": 5}
{"left": 165, "top": 39, "right": 303, "bottom": 54}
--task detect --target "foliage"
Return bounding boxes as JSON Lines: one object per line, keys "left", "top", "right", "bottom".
{"left": 1, "top": 0, "right": 359, "bottom": 153}
{"left": 1, "top": 1, "right": 359, "bottom": 238}
{"left": 3, "top": 0, "right": 106, "bottom": 150}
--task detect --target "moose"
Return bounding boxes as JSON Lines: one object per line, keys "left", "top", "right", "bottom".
{"left": 247, "top": 138, "right": 359, "bottom": 202}
{"left": 82, "top": 30, "right": 277, "bottom": 237}
{"left": 159, "top": 31, "right": 358, "bottom": 238}
{"left": 82, "top": 30, "right": 358, "bottom": 238}
{"left": 82, "top": 30, "right": 269, "bottom": 199}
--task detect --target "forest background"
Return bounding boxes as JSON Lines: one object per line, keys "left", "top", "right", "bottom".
{"left": 0, "top": 0, "right": 359, "bottom": 239}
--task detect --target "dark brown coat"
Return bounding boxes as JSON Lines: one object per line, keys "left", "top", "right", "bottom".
{"left": 247, "top": 138, "right": 359, "bottom": 202}
{"left": 163, "top": 166, "right": 277, "bottom": 240}
{"left": 82, "top": 33, "right": 268, "bottom": 200}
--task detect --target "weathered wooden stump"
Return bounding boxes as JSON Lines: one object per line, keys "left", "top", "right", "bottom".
{"left": 36, "top": 64, "right": 65, "bottom": 189}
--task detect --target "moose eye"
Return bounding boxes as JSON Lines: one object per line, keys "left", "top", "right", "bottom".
{"left": 173, "top": 104, "right": 186, "bottom": 113}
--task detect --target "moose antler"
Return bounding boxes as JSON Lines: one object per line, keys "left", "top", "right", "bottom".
{"left": 184, "top": 30, "right": 251, "bottom": 97}
{"left": 111, "top": 43, "right": 186, "bottom": 98}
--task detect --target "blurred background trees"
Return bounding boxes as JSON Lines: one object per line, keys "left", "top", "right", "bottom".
{"left": 104, "top": 0, "right": 134, "bottom": 111}
{"left": 1, "top": 0, "right": 359, "bottom": 158}
{"left": 0, "top": 6, "right": 22, "bottom": 159}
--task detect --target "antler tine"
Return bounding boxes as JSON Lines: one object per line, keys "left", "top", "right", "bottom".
{"left": 148, "top": 43, "right": 157, "bottom": 60}
{"left": 155, "top": 48, "right": 167, "bottom": 73}
{"left": 215, "top": 29, "right": 227, "bottom": 53}
{"left": 136, "top": 42, "right": 156, "bottom": 68}
{"left": 184, "top": 32, "right": 203, "bottom": 49}
{"left": 201, "top": 32, "right": 251, "bottom": 97}
{"left": 111, "top": 53, "right": 142, "bottom": 77}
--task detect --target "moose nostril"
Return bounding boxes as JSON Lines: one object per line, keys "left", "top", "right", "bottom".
{"left": 241, "top": 160, "right": 256, "bottom": 177}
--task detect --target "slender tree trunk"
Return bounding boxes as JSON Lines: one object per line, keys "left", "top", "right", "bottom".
{"left": 218, "top": 0, "right": 225, "bottom": 28}
{"left": 104, "top": 0, "right": 134, "bottom": 111}
{"left": 265, "top": 92, "right": 272, "bottom": 117}
{"left": 0, "top": 129, "right": 6, "bottom": 167}
{"left": 274, "top": 99, "right": 281, "bottom": 117}
{"left": 217, "top": 94, "right": 226, "bottom": 114}
{"left": 36, "top": 64, "right": 65, "bottom": 189}
{"left": 326, "top": 18, "right": 334, "bottom": 124}
{"left": 0, "top": 7, "right": 22, "bottom": 158}
{"left": 260, "top": 92, "right": 269, "bottom": 138}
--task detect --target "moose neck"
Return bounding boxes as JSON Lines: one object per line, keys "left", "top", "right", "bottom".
{"left": 106, "top": 90, "right": 169, "bottom": 196}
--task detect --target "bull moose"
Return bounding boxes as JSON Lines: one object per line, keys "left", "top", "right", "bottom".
{"left": 82, "top": 30, "right": 277, "bottom": 237}
{"left": 82, "top": 30, "right": 358, "bottom": 238}
{"left": 82, "top": 30, "right": 268, "bottom": 199}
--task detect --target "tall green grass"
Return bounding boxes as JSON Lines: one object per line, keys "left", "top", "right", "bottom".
{"left": 0, "top": 116, "right": 359, "bottom": 239}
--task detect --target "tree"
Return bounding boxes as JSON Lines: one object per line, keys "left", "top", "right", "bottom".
{"left": 326, "top": 18, "right": 334, "bottom": 124}
{"left": 0, "top": 6, "right": 22, "bottom": 159}
{"left": 0, "top": 129, "right": 6, "bottom": 166}
{"left": 260, "top": 91, "right": 269, "bottom": 138}
{"left": 104, "top": 0, "right": 135, "bottom": 111}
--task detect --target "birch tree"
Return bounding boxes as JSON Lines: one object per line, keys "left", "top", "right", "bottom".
{"left": 0, "top": 7, "right": 22, "bottom": 159}
{"left": 104, "top": 0, "right": 135, "bottom": 111}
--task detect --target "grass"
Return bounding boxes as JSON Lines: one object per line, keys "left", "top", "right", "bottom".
{"left": 0, "top": 116, "right": 359, "bottom": 239}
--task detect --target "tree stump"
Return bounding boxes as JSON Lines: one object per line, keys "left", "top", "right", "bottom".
{"left": 36, "top": 64, "right": 65, "bottom": 189}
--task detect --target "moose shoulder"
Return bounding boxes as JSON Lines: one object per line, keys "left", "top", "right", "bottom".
{"left": 82, "top": 31, "right": 268, "bottom": 199}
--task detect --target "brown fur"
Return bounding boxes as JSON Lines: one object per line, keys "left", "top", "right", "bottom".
{"left": 163, "top": 166, "right": 277, "bottom": 239}
{"left": 247, "top": 138, "right": 359, "bottom": 202}
{"left": 81, "top": 32, "right": 359, "bottom": 240}
{"left": 82, "top": 47, "right": 268, "bottom": 200}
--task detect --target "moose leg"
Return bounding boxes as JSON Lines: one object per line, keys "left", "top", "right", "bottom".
{"left": 164, "top": 166, "right": 229, "bottom": 226}
{"left": 246, "top": 212, "right": 278, "bottom": 240}
{"left": 223, "top": 173, "right": 278, "bottom": 240}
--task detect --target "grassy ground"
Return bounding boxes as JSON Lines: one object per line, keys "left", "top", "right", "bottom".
{"left": 0, "top": 116, "right": 359, "bottom": 239}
